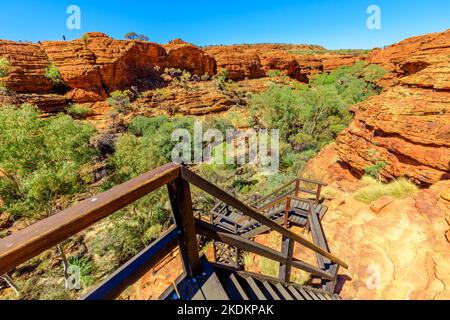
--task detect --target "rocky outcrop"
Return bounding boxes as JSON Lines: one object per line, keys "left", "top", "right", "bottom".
{"left": 205, "top": 46, "right": 265, "bottom": 80}
{"left": 133, "top": 79, "right": 268, "bottom": 116}
{"left": 164, "top": 42, "right": 216, "bottom": 77}
{"left": 335, "top": 29, "right": 450, "bottom": 185}
{"left": 0, "top": 41, "right": 53, "bottom": 92}
{"left": 0, "top": 33, "right": 216, "bottom": 108}
{"left": 205, "top": 44, "right": 359, "bottom": 81}
{"left": 0, "top": 89, "right": 69, "bottom": 113}
{"left": 336, "top": 87, "right": 450, "bottom": 185}
{"left": 367, "top": 29, "right": 450, "bottom": 90}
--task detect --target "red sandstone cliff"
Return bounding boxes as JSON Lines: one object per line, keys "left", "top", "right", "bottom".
{"left": 335, "top": 29, "right": 450, "bottom": 185}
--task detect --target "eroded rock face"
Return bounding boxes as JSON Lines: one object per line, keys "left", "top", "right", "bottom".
{"left": 336, "top": 87, "right": 450, "bottom": 185}
{"left": 84, "top": 33, "right": 167, "bottom": 93}
{"left": 0, "top": 41, "right": 53, "bottom": 93}
{"left": 205, "top": 46, "right": 266, "bottom": 80}
{"left": 205, "top": 44, "right": 358, "bottom": 81}
{"left": 335, "top": 29, "right": 450, "bottom": 185}
{"left": 133, "top": 79, "right": 268, "bottom": 116}
{"left": 164, "top": 42, "right": 216, "bottom": 76}
{"left": 0, "top": 33, "right": 216, "bottom": 108}
{"left": 304, "top": 147, "right": 450, "bottom": 300}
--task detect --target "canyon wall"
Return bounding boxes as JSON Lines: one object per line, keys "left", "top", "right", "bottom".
{"left": 335, "top": 29, "right": 450, "bottom": 185}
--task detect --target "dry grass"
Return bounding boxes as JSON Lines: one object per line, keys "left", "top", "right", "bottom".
{"left": 354, "top": 176, "right": 418, "bottom": 203}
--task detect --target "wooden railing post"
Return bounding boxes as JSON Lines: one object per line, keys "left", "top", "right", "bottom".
{"left": 316, "top": 185, "right": 322, "bottom": 205}
{"left": 284, "top": 197, "right": 292, "bottom": 228}
{"left": 167, "top": 176, "right": 202, "bottom": 277}
{"left": 295, "top": 179, "right": 300, "bottom": 197}
{"left": 279, "top": 236, "right": 294, "bottom": 283}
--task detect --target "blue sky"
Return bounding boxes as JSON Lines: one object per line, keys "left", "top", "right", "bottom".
{"left": 0, "top": 0, "right": 448, "bottom": 49}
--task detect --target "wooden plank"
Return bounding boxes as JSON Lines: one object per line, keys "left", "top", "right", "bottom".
{"left": 229, "top": 273, "right": 249, "bottom": 300}
{"left": 167, "top": 176, "right": 202, "bottom": 276}
{"left": 84, "top": 227, "right": 179, "bottom": 300}
{"left": 287, "top": 286, "right": 304, "bottom": 300}
{"left": 306, "top": 290, "right": 320, "bottom": 300}
{"left": 0, "top": 163, "right": 181, "bottom": 276}
{"left": 274, "top": 283, "right": 293, "bottom": 300}
{"left": 245, "top": 277, "right": 267, "bottom": 300}
{"left": 316, "top": 292, "right": 328, "bottom": 300}
{"left": 183, "top": 168, "right": 348, "bottom": 269}
{"left": 262, "top": 281, "right": 280, "bottom": 300}
{"left": 195, "top": 220, "right": 335, "bottom": 280}
{"left": 192, "top": 272, "right": 230, "bottom": 300}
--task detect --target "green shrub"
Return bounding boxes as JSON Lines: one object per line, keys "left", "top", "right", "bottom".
{"left": 67, "top": 256, "right": 96, "bottom": 288}
{"left": 107, "top": 90, "right": 131, "bottom": 114}
{"left": 92, "top": 199, "right": 170, "bottom": 264}
{"left": 260, "top": 257, "right": 279, "bottom": 277}
{"left": 67, "top": 104, "right": 91, "bottom": 119}
{"left": 0, "top": 58, "right": 10, "bottom": 77}
{"left": 0, "top": 104, "right": 97, "bottom": 220}
{"left": 45, "top": 62, "right": 63, "bottom": 84}
{"left": 354, "top": 177, "right": 418, "bottom": 203}
{"left": 108, "top": 115, "right": 194, "bottom": 184}
{"left": 249, "top": 61, "right": 386, "bottom": 175}
{"left": 364, "top": 161, "right": 387, "bottom": 180}
{"left": 80, "top": 33, "right": 90, "bottom": 44}
{"left": 215, "top": 68, "right": 228, "bottom": 91}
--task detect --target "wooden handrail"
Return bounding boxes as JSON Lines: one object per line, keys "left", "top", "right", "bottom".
{"left": 257, "top": 189, "right": 296, "bottom": 211}
{"left": 0, "top": 163, "right": 181, "bottom": 276}
{"left": 182, "top": 167, "right": 348, "bottom": 269}
{"left": 249, "top": 178, "right": 297, "bottom": 207}
{"left": 297, "top": 177, "right": 328, "bottom": 187}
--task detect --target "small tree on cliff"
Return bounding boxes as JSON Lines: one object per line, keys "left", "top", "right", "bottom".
{"left": 0, "top": 58, "right": 10, "bottom": 78}
{"left": 124, "top": 32, "right": 149, "bottom": 41}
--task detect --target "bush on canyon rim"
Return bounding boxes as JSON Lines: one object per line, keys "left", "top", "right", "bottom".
{"left": 0, "top": 58, "right": 10, "bottom": 77}
{"left": 249, "top": 61, "right": 386, "bottom": 174}
{"left": 66, "top": 103, "right": 91, "bottom": 119}
{"left": 107, "top": 90, "right": 132, "bottom": 114}
{"left": 0, "top": 105, "right": 97, "bottom": 220}
{"left": 44, "top": 62, "right": 63, "bottom": 85}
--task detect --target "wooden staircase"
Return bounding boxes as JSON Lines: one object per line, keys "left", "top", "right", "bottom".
{"left": 0, "top": 163, "right": 347, "bottom": 301}
{"left": 210, "top": 177, "right": 339, "bottom": 294}
{"left": 161, "top": 257, "right": 340, "bottom": 301}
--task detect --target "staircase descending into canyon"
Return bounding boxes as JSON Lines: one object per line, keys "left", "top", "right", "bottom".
{"left": 0, "top": 163, "right": 347, "bottom": 300}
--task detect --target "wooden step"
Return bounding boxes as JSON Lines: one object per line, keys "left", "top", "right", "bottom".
{"left": 274, "top": 283, "right": 293, "bottom": 300}
{"left": 261, "top": 281, "right": 280, "bottom": 300}
{"left": 287, "top": 286, "right": 304, "bottom": 300}
{"left": 218, "top": 272, "right": 249, "bottom": 300}
{"left": 243, "top": 277, "right": 267, "bottom": 300}
{"left": 297, "top": 287, "right": 313, "bottom": 300}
